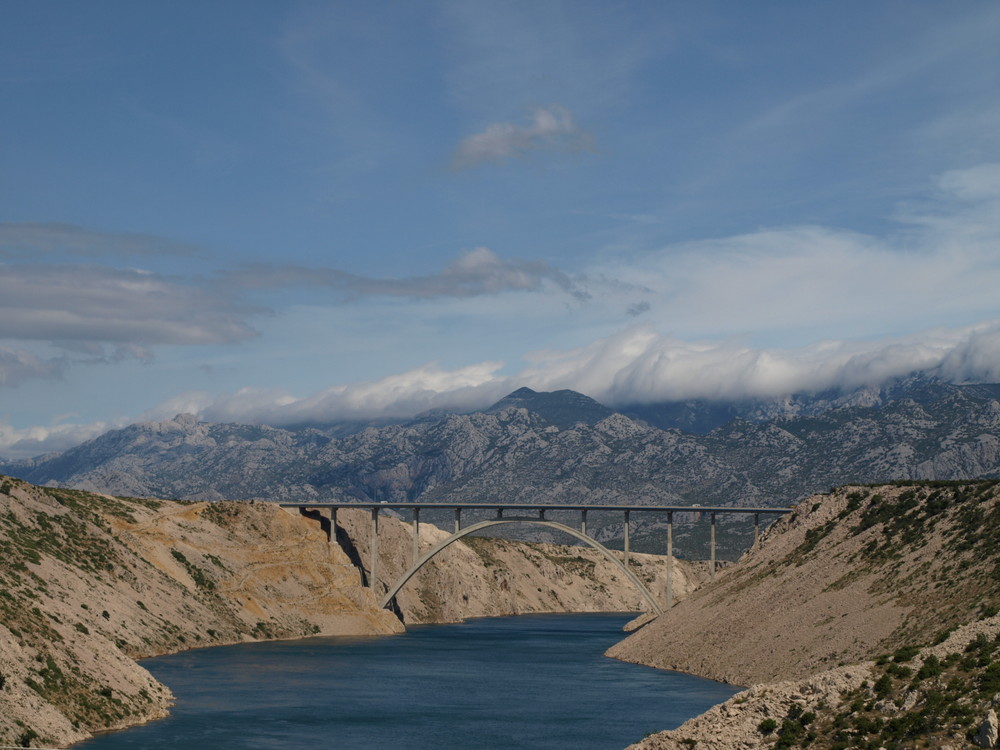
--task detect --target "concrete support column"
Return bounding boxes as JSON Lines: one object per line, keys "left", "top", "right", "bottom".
{"left": 496, "top": 507, "right": 503, "bottom": 520}
{"left": 666, "top": 511, "right": 674, "bottom": 610}
{"left": 412, "top": 507, "right": 420, "bottom": 567}
{"left": 581, "top": 509, "right": 587, "bottom": 536}
{"left": 539, "top": 508, "right": 546, "bottom": 520}
{"left": 454, "top": 507, "right": 462, "bottom": 534}
{"left": 709, "top": 512, "right": 717, "bottom": 584}
{"left": 754, "top": 513, "right": 760, "bottom": 545}
{"left": 329, "top": 507, "right": 338, "bottom": 545}
{"left": 624, "top": 510, "right": 631, "bottom": 565}
{"left": 370, "top": 508, "right": 380, "bottom": 591}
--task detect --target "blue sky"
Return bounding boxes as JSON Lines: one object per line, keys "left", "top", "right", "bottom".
{"left": 3, "top": 1, "right": 1000, "bottom": 458}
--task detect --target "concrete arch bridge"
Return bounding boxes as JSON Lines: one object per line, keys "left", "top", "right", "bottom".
{"left": 280, "top": 502, "right": 792, "bottom": 615}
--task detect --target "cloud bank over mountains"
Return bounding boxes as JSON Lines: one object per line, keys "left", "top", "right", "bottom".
{"left": 156, "top": 319, "right": 1000, "bottom": 425}
{"left": 3, "top": 163, "right": 1000, "bottom": 459}
{"left": 4, "top": 320, "right": 1000, "bottom": 461}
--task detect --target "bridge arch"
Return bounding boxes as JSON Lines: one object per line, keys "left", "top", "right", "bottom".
{"left": 379, "top": 517, "right": 663, "bottom": 615}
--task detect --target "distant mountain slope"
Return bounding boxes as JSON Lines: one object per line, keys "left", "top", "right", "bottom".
{"left": 4, "top": 380, "right": 1000, "bottom": 519}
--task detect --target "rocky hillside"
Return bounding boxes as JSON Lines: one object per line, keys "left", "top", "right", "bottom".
{"left": 611, "top": 480, "right": 1000, "bottom": 749}
{"left": 626, "top": 615, "right": 1000, "bottom": 750}
{"left": 0, "top": 476, "right": 696, "bottom": 748}
{"left": 4, "top": 380, "right": 1000, "bottom": 525}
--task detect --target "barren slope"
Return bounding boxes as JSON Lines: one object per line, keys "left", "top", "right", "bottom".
{"left": 610, "top": 482, "right": 1000, "bottom": 686}
{"left": 611, "top": 481, "right": 1000, "bottom": 749}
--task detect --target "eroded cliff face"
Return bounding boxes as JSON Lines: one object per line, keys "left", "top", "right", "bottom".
{"left": 0, "top": 477, "right": 696, "bottom": 747}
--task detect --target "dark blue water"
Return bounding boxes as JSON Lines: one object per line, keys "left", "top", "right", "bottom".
{"left": 77, "top": 613, "right": 736, "bottom": 750}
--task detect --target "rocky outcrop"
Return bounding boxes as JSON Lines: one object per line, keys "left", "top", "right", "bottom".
{"left": 976, "top": 709, "right": 999, "bottom": 749}
{"left": 0, "top": 476, "right": 695, "bottom": 747}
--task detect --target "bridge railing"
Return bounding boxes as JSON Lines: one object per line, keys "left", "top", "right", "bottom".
{"left": 279, "top": 502, "right": 793, "bottom": 612}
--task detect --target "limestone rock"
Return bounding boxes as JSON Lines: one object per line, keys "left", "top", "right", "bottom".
{"left": 976, "top": 709, "right": 1000, "bottom": 748}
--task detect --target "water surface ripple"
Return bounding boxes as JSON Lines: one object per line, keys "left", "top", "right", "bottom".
{"left": 78, "top": 613, "right": 737, "bottom": 749}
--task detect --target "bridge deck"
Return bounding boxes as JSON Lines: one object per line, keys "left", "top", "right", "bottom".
{"left": 278, "top": 501, "right": 793, "bottom": 514}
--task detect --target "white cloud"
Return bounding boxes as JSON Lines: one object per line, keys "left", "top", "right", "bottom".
{"left": 0, "top": 418, "right": 124, "bottom": 461}
{"left": 450, "top": 106, "right": 594, "bottom": 169}
{"left": 198, "top": 361, "right": 511, "bottom": 425}
{"left": 0, "top": 264, "right": 261, "bottom": 346}
{"left": 516, "top": 323, "right": 1000, "bottom": 405}
{"left": 938, "top": 163, "right": 1000, "bottom": 201}
{"left": 590, "top": 162, "right": 1000, "bottom": 344}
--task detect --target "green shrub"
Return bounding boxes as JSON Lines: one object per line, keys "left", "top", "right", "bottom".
{"left": 979, "top": 662, "right": 1000, "bottom": 695}
{"left": 874, "top": 674, "right": 893, "bottom": 698}
{"left": 916, "top": 654, "right": 943, "bottom": 681}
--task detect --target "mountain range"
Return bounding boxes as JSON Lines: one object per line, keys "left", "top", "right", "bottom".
{"left": 4, "top": 377, "right": 1000, "bottom": 518}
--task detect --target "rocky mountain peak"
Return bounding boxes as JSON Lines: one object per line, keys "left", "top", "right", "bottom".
{"left": 486, "top": 387, "right": 614, "bottom": 428}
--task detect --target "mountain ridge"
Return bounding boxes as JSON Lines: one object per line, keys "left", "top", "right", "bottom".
{"left": 3, "top": 378, "right": 1000, "bottom": 530}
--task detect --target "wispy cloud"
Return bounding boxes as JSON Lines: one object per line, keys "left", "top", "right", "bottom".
{"left": 450, "top": 106, "right": 594, "bottom": 169}
{"left": 0, "top": 347, "right": 67, "bottom": 387}
{"left": 0, "top": 264, "right": 261, "bottom": 346}
{"left": 223, "top": 247, "right": 590, "bottom": 301}
{"left": 0, "top": 223, "right": 200, "bottom": 259}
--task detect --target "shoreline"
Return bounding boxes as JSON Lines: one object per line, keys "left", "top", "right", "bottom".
{"left": 71, "top": 612, "right": 728, "bottom": 750}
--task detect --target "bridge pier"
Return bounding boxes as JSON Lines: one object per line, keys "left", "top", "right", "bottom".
{"left": 327, "top": 507, "right": 338, "bottom": 544}
{"left": 709, "top": 512, "right": 717, "bottom": 583}
{"left": 371, "top": 508, "right": 380, "bottom": 591}
{"left": 666, "top": 511, "right": 674, "bottom": 610}
{"left": 624, "top": 510, "right": 631, "bottom": 565}
{"left": 754, "top": 513, "right": 760, "bottom": 544}
{"left": 412, "top": 508, "right": 420, "bottom": 566}
{"left": 454, "top": 508, "right": 461, "bottom": 534}
{"left": 580, "top": 509, "right": 587, "bottom": 536}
